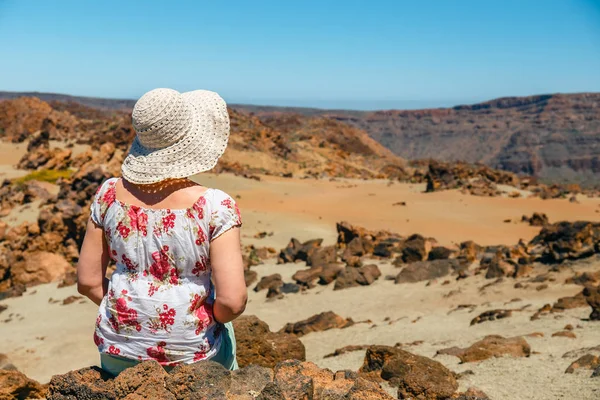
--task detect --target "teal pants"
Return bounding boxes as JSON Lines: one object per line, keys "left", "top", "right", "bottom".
{"left": 100, "top": 322, "right": 238, "bottom": 376}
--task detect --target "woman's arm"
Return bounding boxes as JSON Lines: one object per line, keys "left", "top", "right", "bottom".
{"left": 210, "top": 227, "right": 247, "bottom": 323}
{"left": 77, "top": 219, "right": 110, "bottom": 306}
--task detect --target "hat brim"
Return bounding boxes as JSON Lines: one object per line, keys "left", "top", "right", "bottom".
{"left": 121, "top": 90, "right": 230, "bottom": 184}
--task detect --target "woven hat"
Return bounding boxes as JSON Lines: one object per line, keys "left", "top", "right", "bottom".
{"left": 121, "top": 88, "right": 230, "bottom": 184}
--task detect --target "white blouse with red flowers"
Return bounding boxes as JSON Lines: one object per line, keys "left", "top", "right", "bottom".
{"left": 89, "top": 178, "right": 242, "bottom": 366}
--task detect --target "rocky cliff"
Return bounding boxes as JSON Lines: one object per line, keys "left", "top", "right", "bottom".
{"left": 322, "top": 93, "right": 600, "bottom": 186}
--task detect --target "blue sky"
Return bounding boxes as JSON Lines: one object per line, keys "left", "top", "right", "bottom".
{"left": 0, "top": 0, "right": 599, "bottom": 110}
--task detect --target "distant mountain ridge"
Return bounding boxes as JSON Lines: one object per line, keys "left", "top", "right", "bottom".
{"left": 2, "top": 91, "right": 599, "bottom": 185}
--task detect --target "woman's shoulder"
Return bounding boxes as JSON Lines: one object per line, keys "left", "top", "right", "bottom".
{"left": 207, "top": 188, "right": 237, "bottom": 206}
{"left": 96, "top": 177, "right": 119, "bottom": 195}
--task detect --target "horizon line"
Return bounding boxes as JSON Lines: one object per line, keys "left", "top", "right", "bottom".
{"left": 1, "top": 89, "right": 599, "bottom": 112}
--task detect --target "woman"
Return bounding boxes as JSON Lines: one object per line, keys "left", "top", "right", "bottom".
{"left": 76, "top": 88, "right": 247, "bottom": 375}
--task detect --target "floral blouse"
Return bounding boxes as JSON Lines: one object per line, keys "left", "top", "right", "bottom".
{"left": 90, "top": 178, "right": 242, "bottom": 366}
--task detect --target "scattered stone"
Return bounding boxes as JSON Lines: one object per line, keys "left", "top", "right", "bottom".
{"left": 324, "top": 345, "right": 371, "bottom": 358}
{"left": 1, "top": 369, "right": 47, "bottom": 399}
{"left": 280, "top": 311, "right": 354, "bottom": 336}
{"left": 278, "top": 238, "right": 324, "bottom": 264}
{"left": 436, "top": 335, "right": 531, "bottom": 363}
{"left": 563, "top": 346, "right": 600, "bottom": 359}
{"left": 11, "top": 251, "right": 71, "bottom": 287}
{"left": 528, "top": 221, "right": 600, "bottom": 263}
{"left": 292, "top": 266, "right": 323, "bottom": 287}
{"left": 521, "top": 213, "right": 549, "bottom": 227}
{"left": 233, "top": 315, "right": 306, "bottom": 368}
{"left": 274, "top": 360, "right": 393, "bottom": 399}
{"left": 359, "top": 345, "right": 458, "bottom": 400}
{"left": 454, "top": 387, "right": 491, "bottom": 399}
{"left": 552, "top": 331, "right": 577, "bottom": 339}
{"left": 395, "top": 259, "right": 460, "bottom": 283}
{"left": 48, "top": 366, "right": 113, "bottom": 399}
{"left": 564, "top": 324, "right": 574, "bottom": 331}
{"left": 531, "top": 291, "right": 588, "bottom": 320}
{"left": 0, "top": 353, "right": 17, "bottom": 371}
{"left": 565, "top": 354, "right": 600, "bottom": 374}
{"left": 398, "top": 234, "right": 434, "bottom": 263}
{"left": 428, "top": 246, "right": 455, "bottom": 261}
{"left": 244, "top": 269, "right": 258, "bottom": 287}
{"left": 334, "top": 264, "right": 381, "bottom": 290}
{"left": 583, "top": 285, "right": 600, "bottom": 320}
{"left": 317, "top": 263, "right": 344, "bottom": 285}
{"left": 470, "top": 309, "right": 513, "bottom": 325}
{"left": 61, "top": 295, "right": 83, "bottom": 305}
{"left": 526, "top": 332, "right": 544, "bottom": 338}
{"left": 566, "top": 271, "right": 600, "bottom": 286}
{"left": 254, "top": 274, "right": 283, "bottom": 292}
{"left": 254, "top": 231, "right": 273, "bottom": 239}
{"left": 307, "top": 245, "right": 337, "bottom": 267}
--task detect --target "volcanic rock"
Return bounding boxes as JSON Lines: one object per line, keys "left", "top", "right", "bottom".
{"left": 307, "top": 245, "right": 337, "bottom": 267}
{"left": 280, "top": 311, "right": 354, "bottom": 336}
{"left": 428, "top": 246, "right": 455, "bottom": 261}
{"left": 254, "top": 274, "right": 283, "bottom": 292}
{"left": 552, "top": 331, "right": 577, "bottom": 339}
{"left": 233, "top": 315, "right": 306, "bottom": 368}
{"left": 399, "top": 234, "right": 434, "bottom": 263}
{"left": 48, "top": 366, "right": 114, "bottom": 400}
{"left": 292, "top": 266, "right": 323, "bottom": 287}
{"left": 565, "top": 354, "right": 600, "bottom": 373}
{"left": 317, "top": 263, "right": 345, "bottom": 285}
{"left": 528, "top": 221, "right": 600, "bottom": 263}
{"left": 11, "top": 251, "right": 71, "bottom": 287}
{"left": 395, "top": 259, "right": 460, "bottom": 284}
{"left": 583, "top": 284, "right": 600, "bottom": 320}
{"left": 436, "top": 335, "right": 530, "bottom": 363}
{"left": 1, "top": 369, "right": 47, "bottom": 399}
{"left": 359, "top": 345, "right": 457, "bottom": 400}
{"left": 470, "top": 309, "right": 513, "bottom": 325}
{"left": 521, "top": 212, "right": 549, "bottom": 227}
{"left": 334, "top": 264, "right": 381, "bottom": 290}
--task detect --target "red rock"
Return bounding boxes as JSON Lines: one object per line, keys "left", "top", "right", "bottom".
{"left": 244, "top": 270, "right": 258, "bottom": 287}
{"left": 470, "top": 309, "right": 512, "bottom": 325}
{"left": 395, "top": 259, "right": 459, "bottom": 283}
{"left": 254, "top": 274, "right": 283, "bottom": 292}
{"left": 360, "top": 345, "right": 457, "bottom": 400}
{"left": 165, "top": 361, "right": 231, "bottom": 399}
{"left": 334, "top": 264, "right": 381, "bottom": 290}
{"left": 11, "top": 251, "right": 71, "bottom": 287}
{"left": 565, "top": 354, "right": 600, "bottom": 373}
{"left": 48, "top": 367, "right": 114, "bottom": 399}
{"left": 583, "top": 284, "right": 600, "bottom": 320}
{"left": 318, "top": 263, "right": 344, "bottom": 284}
{"left": 436, "top": 335, "right": 530, "bottom": 363}
{"left": 292, "top": 266, "right": 323, "bottom": 286}
{"left": 307, "top": 245, "right": 337, "bottom": 267}
{"left": 113, "top": 360, "right": 173, "bottom": 399}
{"left": 232, "top": 315, "right": 306, "bottom": 368}
{"left": 399, "top": 234, "right": 434, "bottom": 263}
{"left": 552, "top": 331, "right": 577, "bottom": 339}
{"left": 0, "top": 369, "right": 47, "bottom": 399}
{"left": 280, "top": 311, "right": 354, "bottom": 336}
{"left": 61, "top": 295, "right": 83, "bottom": 305}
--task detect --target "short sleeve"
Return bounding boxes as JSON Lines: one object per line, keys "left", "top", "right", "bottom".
{"left": 89, "top": 178, "right": 118, "bottom": 227}
{"left": 209, "top": 190, "right": 242, "bottom": 241}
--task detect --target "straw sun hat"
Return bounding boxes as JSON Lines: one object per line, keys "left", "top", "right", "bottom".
{"left": 121, "top": 88, "right": 230, "bottom": 184}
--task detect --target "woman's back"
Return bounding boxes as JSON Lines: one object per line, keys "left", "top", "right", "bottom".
{"left": 91, "top": 177, "right": 241, "bottom": 366}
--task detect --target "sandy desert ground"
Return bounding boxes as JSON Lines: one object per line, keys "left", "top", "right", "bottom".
{"left": 0, "top": 143, "right": 599, "bottom": 399}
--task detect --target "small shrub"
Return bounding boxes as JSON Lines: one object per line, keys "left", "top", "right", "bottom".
{"left": 13, "top": 169, "right": 73, "bottom": 185}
